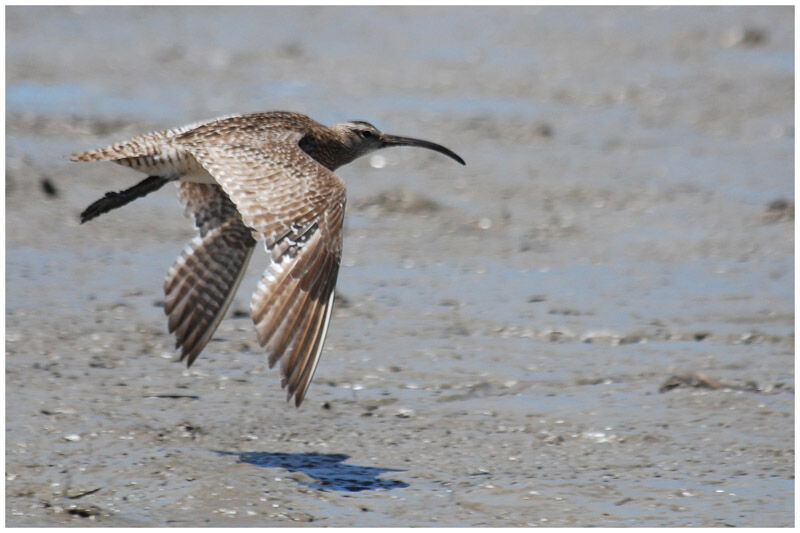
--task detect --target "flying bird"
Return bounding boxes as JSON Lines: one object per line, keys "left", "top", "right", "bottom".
{"left": 72, "top": 111, "right": 465, "bottom": 406}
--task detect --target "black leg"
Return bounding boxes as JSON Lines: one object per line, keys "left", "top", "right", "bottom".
{"left": 80, "top": 175, "right": 171, "bottom": 224}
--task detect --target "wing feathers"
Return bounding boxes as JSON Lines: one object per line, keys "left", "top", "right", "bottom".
{"left": 250, "top": 221, "right": 342, "bottom": 406}
{"left": 76, "top": 114, "right": 349, "bottom": 407}
{"left": 293, "top": 292, "right": 335, "bottom": 404}
{"left": 164, "top": 184, "right": 256, "bottom": 366}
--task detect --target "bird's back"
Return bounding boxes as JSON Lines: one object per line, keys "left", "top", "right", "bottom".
{"left": 70, "top": 111, "right": 324, "bottom": 178}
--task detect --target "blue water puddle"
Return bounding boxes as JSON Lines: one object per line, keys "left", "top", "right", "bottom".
{"left": 7, "top": 81, "right": 83, "bottom": 113}
{"left": 718, "top": 47, "right": 794, "bottom": 73}
{"left": 7, "top": 136, "right": 79, "bottom": 163}
{"left": 338, "top": 255, "right": 792, "bottom": 352}
{"left": 6, "top": 79, "right": 345, "bottom": 133}
{"left": 7, "top": 81, "right": 147, "bottom": 117}
{"left": 364, "top": 92, "right": 562, "bottom": 120}
{"left": 13, "top": 234, "right": 786, "bottom": 346}
{"left": 217, "top": 451, "right": 408, "bottom": 492}
{"left": 6, "top": 245, "right": 177, "bottom": 314}
{"left": 636, "top": 144, "right": 795, "bottom": 204}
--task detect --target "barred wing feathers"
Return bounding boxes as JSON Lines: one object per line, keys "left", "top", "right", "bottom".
{"left": 185, "top": 139, "right": 346, "bottom": 406}
{"left": 164, "top": 182, "right": 256, "bottom": 366}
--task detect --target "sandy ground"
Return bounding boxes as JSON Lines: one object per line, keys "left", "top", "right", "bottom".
{"left": 6, "top": 6, "right": 794, "bottom": 526}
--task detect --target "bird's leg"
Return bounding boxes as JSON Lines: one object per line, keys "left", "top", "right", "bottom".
{"left": 80, "top": 175, "right": 171, "bottom": 223}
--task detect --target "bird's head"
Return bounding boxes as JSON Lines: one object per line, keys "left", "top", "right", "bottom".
{"left": 330, "top": 120, "right": 465, "bottom": 167}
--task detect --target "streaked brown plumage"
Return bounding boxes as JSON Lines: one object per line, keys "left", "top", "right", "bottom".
{"left": 72, "top": 111, "right": 465, "bottom": 406}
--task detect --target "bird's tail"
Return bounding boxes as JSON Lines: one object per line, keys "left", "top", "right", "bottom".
{"left": 70, "top": 136, "right": 161, "bottom": 163}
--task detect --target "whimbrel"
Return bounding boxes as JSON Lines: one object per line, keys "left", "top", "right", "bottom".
{"left": 72, "top": 111, "right": 465, "bottom": 406}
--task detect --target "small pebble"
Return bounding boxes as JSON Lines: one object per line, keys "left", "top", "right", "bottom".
{"left": 40, "top": 178, "right": 58, "bottom": 198}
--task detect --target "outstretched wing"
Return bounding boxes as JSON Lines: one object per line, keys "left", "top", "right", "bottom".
{"left": 184, "top": 138, "right": 346, "bottom": 407}
{"left": 164, "top": 182, "right": 257, "bottom": 365}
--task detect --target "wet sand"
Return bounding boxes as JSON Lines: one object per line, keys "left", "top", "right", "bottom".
{"left": 6, "top": 6, "right": 794, "bottom": 526}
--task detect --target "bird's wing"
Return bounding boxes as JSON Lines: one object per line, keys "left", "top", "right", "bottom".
{"left": 184, "top": 139, "right": 346, "bottom": 406}
{"left": 164, "top": 182, "right": 257, "bottom": 366}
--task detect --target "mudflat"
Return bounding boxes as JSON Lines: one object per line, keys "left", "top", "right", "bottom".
{"left": 6, "top": 6, "right": 793, "bottom": 526}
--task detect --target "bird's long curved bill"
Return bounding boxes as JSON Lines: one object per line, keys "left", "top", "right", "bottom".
{"left": 382, "top": 134, "right": 466, "bottom": 165}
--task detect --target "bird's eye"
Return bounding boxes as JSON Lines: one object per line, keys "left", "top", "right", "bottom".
{"left": 361, "top": 130, "right": 373, "bottom": 138}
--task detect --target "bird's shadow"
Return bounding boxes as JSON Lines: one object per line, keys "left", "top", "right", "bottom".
{"left": 216, "top": 451, "right": 409, "bottom": 492}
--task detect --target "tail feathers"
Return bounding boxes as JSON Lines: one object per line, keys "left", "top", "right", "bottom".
{"left": 80, "top": 175, "right": 171, "bottom": 223}
{"left": 71, "top": 145, "right": 168, "bottom": 165}
{"left": 69, "top": 124, "right": 187, "bottom": 162}
{"left": 71, "top": 138, "right": 163, "bottom": 163}
{"left": 70, "top": 147, "right": 120, "bottom": 162}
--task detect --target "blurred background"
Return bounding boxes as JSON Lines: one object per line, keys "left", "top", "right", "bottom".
{"left": 6, "top": 6, "right": 793, "bottom": 526}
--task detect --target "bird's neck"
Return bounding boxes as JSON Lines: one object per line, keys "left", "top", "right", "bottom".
{"left": 299, "top": 130, "right": 359, "bottom": 171}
